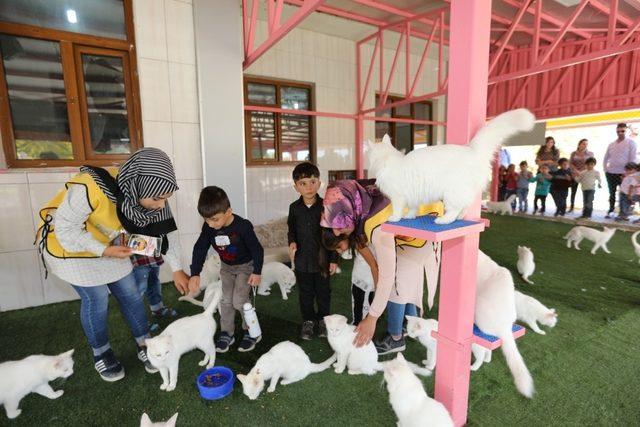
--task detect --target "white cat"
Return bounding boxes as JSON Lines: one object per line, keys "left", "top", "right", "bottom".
{"left": 146, "top": 287, "right": 222, "bottom": 392}
{"left": 476, "top": 250, "right": 534, "bottom": 398}
{"left": 366, "top": 109, "right": 535, "bottom": 224}
{"left": 257, "top": 262, "right": 296, "bottom": 300}
{"left": 0, "top": 349, "right": 74, "bottom": 419}
{"left": 178, "top": 277, "right": 222, "bottom": 308}
{"left": 564, "top": 226, "right": 616, "bottom": 254}
{"left": 178, "top": 253, "right": 222, "bottom": 307}
{"left": 405, "top": 316, "right": 491, "bottom": 372}
{"left": 324, "top": 314, "right": 431, "bottom": 376}
{"left": 514, "top": 291, "right": 557, "bottom": 335}
{"left": 237, "top": 341, "right": 336, "bottom": 399}
{"left": 140, "top": 413, "right": 178, "bottom": 427}
{"left": 631, "top": 231, "right": 640, "bottom": 263}
{"left": 516, "top": 245, "right": 535, "bottom": 284}
{"left": 486, "top": 194, "right": 517, "bottom": 215}
{"left": 383, "top": 353, "right": 454, "bottom": 427}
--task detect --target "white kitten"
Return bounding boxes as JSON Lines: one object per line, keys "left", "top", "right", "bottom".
{"left": 486, "top": 194, "right": 516, "bottom": 215}
{"left": 631, "top": 231, "right": 640, "bottom": 263}
{"left": 0, "top": 349, "right": 74, "bottom": 419}
{"left": 324, "top": 314, "right": 431, "bottom": 376}
{"left": 564, "top": 226, "right": 616, "bottom": 254}
{"left": 140, "top": 413, "right": 178, "bottom": 427}
{"left": 237, "top": 341, "right": 336, "bottom": 399}
{"left": 257, "top": 262, "right": 296, "bottom": 300}
{"left": 514, "top": 291, "right": 557, "bottom": 335}
{"left": 178, "top": 253, "right": 222, "bottom": 307}
{"left": 366, "top": 109, "right": 535, "bottom": 224}
{"left": 476, "top": 251, "right": 534, "bottom": 398}
{"left": 178, "top": 277, "right": 222, "bottom": 308}
{"left": 516, "top": 246, "right": 535, "bottom": 284}
{"left": 383, "top": 353, "right": 453, "bottom": 427}
{"left": 146, "top": 287, "right": 222, "bottom": 392}
{"left": 405, "top": 316, "right": 491, "bottom": 372}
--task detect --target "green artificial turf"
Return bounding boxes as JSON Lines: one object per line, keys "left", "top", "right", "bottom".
{"left": 2, "top": 214, "right": 640, "bottom": 426}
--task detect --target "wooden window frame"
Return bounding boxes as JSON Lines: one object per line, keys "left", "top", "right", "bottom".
{"left": 244, "top": 75, "right": 315, "bottom": 167}
{"left": 375, "top": 93, "right": 434, "bottom": 151}
{"left": 0, "top": 0, "right": 143, "bottom": 168}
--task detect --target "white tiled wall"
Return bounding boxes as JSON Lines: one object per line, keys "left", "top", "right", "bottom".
{"left": 0, "top": 0, "right": 202, "bottom": 310}
{"left": 244, "top": 21, "right": 446, "bottom": 225}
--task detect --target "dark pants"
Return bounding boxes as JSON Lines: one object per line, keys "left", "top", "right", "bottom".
{"left": 498, "top": 185, "right": 506, "bottom": 201}
{"left": 569, "top": 181, "right": 579, "bottom": 209}
{"left": 581, "top": 189, "right": 595, "bottom": 217}
{"left": 296, "top": 271, "right": 331, "bottom": 322}
{"left": 351, "top": 285, "right": 375, "bottom": 326}
{"left": 534, "top": 194, "right": 547, "bottom": 212}
{"left": 551, "top": 188, "right": 569, "bottom": 215}
{"left": 606, "top": 172, "right": 623, "bottom": 213}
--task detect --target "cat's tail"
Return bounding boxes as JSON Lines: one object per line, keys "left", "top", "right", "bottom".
{"left": 632, "top": 231, "right": 640, "bottom": 252}
{"left": 310, "top": 353, "right": 338, "bottom": 373}
{"left": 563, "top": 228, "right": 575, "bottom": 240}
{"left": 375, "top": 360, "right": 432, "bottom": 377}
{"left": 500, "top": 332, "right": 535, "bottom": 398}
{"left": 522, "top": 275, "right": 534, "bottom": 285}
{"left": 470, "top": 109, "right": 536, "bottom": 168}
{"left": 178, "top": 294, "right": 204, "bottom": 307}
{"left": 203, "top": 287, "right": 223, "bottom": 316}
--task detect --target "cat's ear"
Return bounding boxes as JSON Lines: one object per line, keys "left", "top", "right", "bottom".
{"left": 237, "top": 374, "right": 247, "bottom": 383}
{"left": 396, "top": 352, "right": 406, "bottom": 362}
{"left": 61, "top": 349, "right": 75, "bottom": 358}
{"left": 382, "top": 134, "right": 392, "bottom": 146}
{"left": 140, "top": 413, "right": 152, "bottom": 427}
{"left": 166, "top": 413, "right": 179, "bottom": 427}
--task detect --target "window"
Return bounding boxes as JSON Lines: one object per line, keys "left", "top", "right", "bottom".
{"left": 0, "top": 0, "right": 142, "bottom": 168}
{"left": 375, "top": 94, "right": 434, "bottom": 152}
{"left": 328, "top": 169, "right": 357, "bottom": 183}
{"left": 244, "top": 77, "right": 314, "bottom": 165}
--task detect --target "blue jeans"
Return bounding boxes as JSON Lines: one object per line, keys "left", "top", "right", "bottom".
{"left": 387, "top": 302, "right": 417, "bottom": 336}
{"left": 582, "top": 189, "right": 595, "bottom": 217}
{"left": 516, "top": 188, "right": 529, "bottom": 212}
{"left": 619, "top": 192, "right": 640, "bottom": 217}
{"left": 72, "top": 272, "right": 150, "bottom": 356}
{"left": 133, "top": 265, "right": 164, "bottom": 312}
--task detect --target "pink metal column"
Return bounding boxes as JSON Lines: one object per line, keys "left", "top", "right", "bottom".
{"left": 434, "top": 0, "right": 491, "bottom": 425}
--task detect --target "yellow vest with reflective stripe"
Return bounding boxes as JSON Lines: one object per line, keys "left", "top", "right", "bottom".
{"left": 37, "top": 169, "right": 122, "bottom": 259}
{"left": 363, "top": 202, "right": 444, "bottom": 247}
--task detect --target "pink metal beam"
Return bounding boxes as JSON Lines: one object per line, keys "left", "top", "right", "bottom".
{"left": 508, "top": 75, "right": 532, "bottom": 110}
{"left": 618, "top": 16, "right": 640, "bottom": 46}
{"left": 243, "top": 0, "right": 325, "bottom": 69}
{"left": 539, "top": 44, "right": 588, "bottom": 108}
{"left": 588, "top": 0, "right": 634, "bottom": 27}
{"left": 582, "top": 56, "right": 621, "bottom": 100}
{"left": 532, "top": 0, "right": 541, "bottom": 64}
{"left": 491, "top": 11, "right": 555, "bottom": 44}
{"left": 537, "top": 0, "right": 591, "bottom": 66}
{"left": 501, "top": 0, "right": 592, "bottom": 40}
{"left": 359, "top": 34, "right": 380, "bottom": 109}
{"left": 409, "top": 21, "right": 439, "bottom": 98}
{"left": 608, "top": 0, "right": 618, "bottom": 46}
{"left": 489, "top": 0, "right": 533, "bottom": 75}
{"left": 362, "top": 89, "right": 447, "bottom": 115}
{"left": 352, "top": 0, "right": 449, "bottom": 35}
{"left": 363, "top": 116, "right": 447, "bottom": 126}
{"left": 379, "top": 27, "right": 406, "bottom": 107}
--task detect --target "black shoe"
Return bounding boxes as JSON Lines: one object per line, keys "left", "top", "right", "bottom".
{"left": 151, "top": 306, "right": 178, "bottom": 319}
{"left": 216, "top": 332, "right": 235, "bottom": 353}
{"left": 374, "top": 334, "right": 406, "bottom": 355}
{"left": 300, "top": 320, "right": 314, "bottom": 341}
{"left": 318, "top": 319, "right": 327, "bottom": 338}
{"left": 615, "top": 216, "right": 629, "bottom": 222}
{"left": 94, "top": 349, "right": 125, "bottom": 382}
{"left": 137, "top": 346, "right": 158, "bottom": 374}
{"left": 605, "top": 212, "right": 613, "bottom": 219}
{"left": 238, "top": 332, "right": 261, "bottom": 352}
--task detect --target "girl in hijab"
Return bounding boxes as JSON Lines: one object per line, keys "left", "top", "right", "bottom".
{"left": 320, "top": 180, "right": 441, "bottom": 354}
{"left": 37, "top": 148, "right": 190, "bottom": 382}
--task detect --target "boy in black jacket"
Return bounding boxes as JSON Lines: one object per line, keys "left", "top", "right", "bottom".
{"left": 551, "top": 158, "right": 573, "bottom": 216}
{"left": 288, "top": 162, "right": 338, "bottom": 340}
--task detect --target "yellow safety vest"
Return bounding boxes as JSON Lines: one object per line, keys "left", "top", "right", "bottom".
{"left": 37, "top": 169, "right": 122, "bottom": 259}
{"left": 363, "top": 202, "right": 444, "bottom": 248}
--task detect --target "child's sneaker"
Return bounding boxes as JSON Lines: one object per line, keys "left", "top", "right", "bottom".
{"left": 374, "top": 334, "right": 406, "bottom": 355}
{"left": 216, "top": 332, "right": 235, "bottom": 353}
{"left": 137, "top": 346, "right": 158, "bottom": 374}
{"left": 300, "top": 320, "right": 314, "bottom": 340}
{"left": 238, "top": 333, "right": 261, "bottom": 352}
{"left": 317, "top": 319, "right": 327, "bottom": 338}
{"left": 151, "top": 306, "right": 178, "bottom": 319}
{"left": 94, "top": 349, "right": 125, "bottom": 382}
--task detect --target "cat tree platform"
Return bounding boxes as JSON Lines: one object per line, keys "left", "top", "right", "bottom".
{"left": 472, "top": 324, "right": 526, "bottom": 351}
{"left": 381, "top": 215, "right": 486, "bottom": 241}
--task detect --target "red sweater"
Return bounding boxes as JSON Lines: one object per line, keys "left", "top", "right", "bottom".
{"left": 505, "top": 172, "right": 519, "bottom": 190}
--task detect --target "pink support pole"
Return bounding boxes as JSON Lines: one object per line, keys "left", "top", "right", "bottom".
{"left": 435, "top": 1, "right": 491, "bottom": 426}
{"left": 356, "top": 115, "right": 364, "bottom": 178}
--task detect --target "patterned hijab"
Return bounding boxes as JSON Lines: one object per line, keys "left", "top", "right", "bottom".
{"left": 81, "top": 148, "right": 178, "bottom": 230}
{"left": 320, "top": 180, "right": 388, "bottom": 237}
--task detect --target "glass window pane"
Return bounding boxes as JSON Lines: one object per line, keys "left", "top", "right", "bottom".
{"left": 0, "top": 35, "right": 73, "bottom": 160}
{"left": 413, "top": 125, "right": 429, "bottom": 150}
{"left": 281, "top": 86, "right": 309, "bottom": 110}
{"left": 375, "top": 122, "right": 391, "bottom": 142}
{"left": 0, "top": 0, "right": 126, "bottom": 40}
{"left": 247, "top": 83, "right": 276, "bottom": 105}
{"left": 280, "top": 114, "right": 310, "bottom": 162}
{"left": 396, "top": 122, "right": 412, "bottom": 153}
{"left": 82, "top": 53, "right": 131, "bottom": 155}
{"left": 249, "top": 111, "right": 276, "bottom": 160}
{"left": 395, "top": 102, "right": 411, "bottom": 117}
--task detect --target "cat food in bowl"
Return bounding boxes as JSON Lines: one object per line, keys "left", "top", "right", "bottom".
{"left": 197, "top": 367, "right": 234, "bottom": 400}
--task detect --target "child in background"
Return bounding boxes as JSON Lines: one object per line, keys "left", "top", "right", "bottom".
{"left": 287, "top": 162, "right": 338, "bottom": 340}
{"left": 132, "top": 254, "right": 178, "bottom": 331}
{"left": 615, "top": 163, "right": 639, "bottom": 222}
{"left": 505, "top": 164, "right": 519, "bottom": 209}
{"left": 550, "top": 158, "right": 573, "bottom": 216}
{"left": 498, "top": 165, "right": 507, "bottom": 201}
{"left": 189, "top": 186, "right": 264, "bottom": 353}
{"left": 575, "top": 157, "right": 601, "bottom": 219}
{"left": 531, "top": 165, "right": 552, "bottom": 215}
{"left": 516, "top": 161, "right": 533, "bottom": 213}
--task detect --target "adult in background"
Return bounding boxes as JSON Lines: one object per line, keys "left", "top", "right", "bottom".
{"left": 603, "top": 123, "right": 637, "bottom": 218}
{"left": 535, "top": 136, "right": 560, "bottom": 172}
{"left": 568, "top": 139, "right": 594, "bottom": 213}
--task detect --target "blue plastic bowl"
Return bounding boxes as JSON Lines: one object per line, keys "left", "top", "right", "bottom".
{"left": 196, "top": 366, "right": 234, "bottom": 400}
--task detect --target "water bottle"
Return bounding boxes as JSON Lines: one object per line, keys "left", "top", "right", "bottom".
{"left": 243, "top": 302, "right": 262, "bottom": 338}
